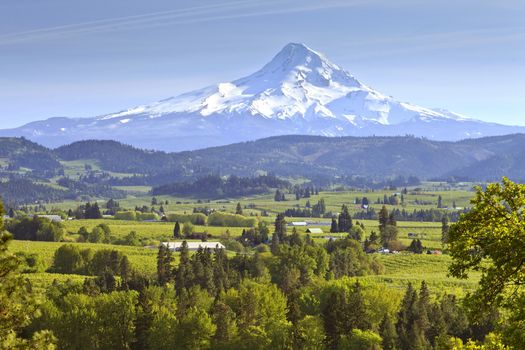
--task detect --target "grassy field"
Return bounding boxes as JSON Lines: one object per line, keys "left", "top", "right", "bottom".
{"left": 11, "top": 240, "right": 159, "bottom": 275}
{"left": 12, "top": 184, "right": 479, "bottom": 294}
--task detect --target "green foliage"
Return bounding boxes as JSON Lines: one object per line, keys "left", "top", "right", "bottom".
{"left": 208, "top": 211, "right": 256, "bottom": 227}
{"left": 167, "top": 213, "right": 207, "bottom": 225}
{"left": 50, "top": 244, "right": 132, "bottom": 277}
{"left": 36, "top": 291, "right": 138, "bottom": 350}
{"left": 7, "top": 216, "right": 64, "bottom": 242}
{"left": 114, "top": 211, "right": 137, "bottom": 221}
{"left": 448, "top": 178, "right": 525, "bottom": 348}
{"left": 0, "top": 202, "right": 57, "bottom": 349}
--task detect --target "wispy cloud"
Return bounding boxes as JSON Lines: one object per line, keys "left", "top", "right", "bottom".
{"left": 0, "top": 0, "right": 373, "bottom": 46}
{"left": 335, "top": 26, "right": 525, "bottom": 61}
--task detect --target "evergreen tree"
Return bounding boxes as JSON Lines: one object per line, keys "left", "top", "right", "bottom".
{"left": 330, "top": 217, "right": 338, "bottom": 233}
{"left": 437, "top": 195, "right": 443, "bottom": 208}
{"left": 212, "top": 300, "right": 238, "bottom": 347}
{"left": 396, "top": 283, "right": 418, "bottom": 349}
{"left": 337, "top": 204, "right": 353, "bottom": 232}
{"left": 258, "top": 221, "right": 269, "bottom": 243}
{"left": 408, "top": 239, "right": 424, "bottom": 254}
{"left": 379, "top": 314, "right": 398, "bottom": 350}
{"left": 274, "top": 189, "right": 285, "bottom": 202}
{"left": 271, "top": 232, "right": 280, "bottom": 255}
{"left": 175, "top": 241, "right": 193, "bottom": 295}
{"left": 235, "top": 202, "right": 243, "bottom": 215}
{"left": 156, "top": 244, "right": 171, "bottom": 285}
{"left": 379, "top": 205, "right": 389, "bottom": 231}
{"left": 119, "top": 255, "right": 132, "bottom": 288}
{"left": 274, "top": 213, "right": 287, "bottom": 241}
{"left": 173, "top": 221, "right": 181, "bottom": 239}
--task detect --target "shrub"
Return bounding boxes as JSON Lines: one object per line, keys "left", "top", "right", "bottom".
{"left": 166, "top": 213, "right": 207, "bottom": 225}
{"left": 114, "top": 211, "right": 137, "bottom": 221}
{"left": 137, "top": 212, "right": 159, "bottom": 221}
{"left": 207, "top": 212, "right": 256, "bottom": 227}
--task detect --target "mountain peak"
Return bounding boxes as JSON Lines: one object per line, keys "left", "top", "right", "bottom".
{"left": 240, "top": 42, "right": 361, "bottom": 90}
{"left": 259, "top": 42, "right": 339, "bottom": 73}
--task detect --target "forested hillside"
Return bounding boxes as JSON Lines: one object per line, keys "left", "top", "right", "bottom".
{"left": 2, "top": 134, "right": 525, "bottom": 204}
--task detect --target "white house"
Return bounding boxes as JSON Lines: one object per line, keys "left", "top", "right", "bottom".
{"left": 289, "top": 221, "right": 307, "bottom": 227}
{"left": 161, "top": 241, "right": 225, "bottom": 251}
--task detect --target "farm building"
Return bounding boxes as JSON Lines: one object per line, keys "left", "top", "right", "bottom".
{"left": 306, "top": 228, "right": 323, "bottom": 234}
{"left": 289, "top": 221, "right": 307, "bottom": 227}
{"left": 36, "top": 214, "right": 62, "bottom": 222}
{"left": 161, "top": 241, "right": 225, "bottom": 251}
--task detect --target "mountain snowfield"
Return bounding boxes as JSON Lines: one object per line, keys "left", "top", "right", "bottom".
{"left": 1, "top": 43, "right": 522, "bottom": 151}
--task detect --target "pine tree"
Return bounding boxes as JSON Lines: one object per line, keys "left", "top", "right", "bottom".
{"left": 119, "top": 255, "right": 132, "bottom": 289}
{"left": 337, "top": 204, "right": 353, "bottom": 232}
{"left": 330, "top": 217, "right": 338, "bottom": 233}
{"left": 396, "top": 283, "right": 418, "bottom": 349}
{"left": 156, "top": 244, "right": 169, "bottom": 284}
{"left": 379, "top": 314, "right": 398, "bottom": 350}
{"left": 379, "top": 205, "right": 389, "bottom": 231}
{"left": 437, "top": 195, "right": 443, "bottom": 208}
{"left": 212, "top": 300, "right": 238, "bottom": 347}
{"left": 173, "top": 221, "right": 181, "bottom": 239}
{"left": 175, "top": 241, "right": 193, "bottom": 295}
{"left": 235, "top": 202, "right": 243, "bottom": 215}
{"left": 271, "top": 232, "right": 280, "bottom": 255}
{"left": 274, "top": 213, "right": 287, "bottom": 241}
{"left": 347, "top": 281, "right": 370, "bottom": 330}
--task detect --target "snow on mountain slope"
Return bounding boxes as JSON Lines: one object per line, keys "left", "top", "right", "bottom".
{"left": 0, "top": 42, "right": 522, "bottom": 151}
{"left": 100, "top": 43, "right": 451, "bottom": 125}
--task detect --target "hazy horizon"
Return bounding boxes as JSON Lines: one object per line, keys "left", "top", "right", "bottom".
{"left": 1, "top": 0, "right": 524, "bottom": 128}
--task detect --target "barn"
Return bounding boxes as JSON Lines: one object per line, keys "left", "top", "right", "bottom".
{"left": 305, "top": 228, "right": 323, "bottom": 234}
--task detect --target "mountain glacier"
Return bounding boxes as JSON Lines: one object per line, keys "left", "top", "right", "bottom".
{"left": 1, "top": 43, "right": 521, "bottom": 151}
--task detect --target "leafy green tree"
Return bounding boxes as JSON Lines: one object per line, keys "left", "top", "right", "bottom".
{"left": 182, "top": 222, "right": 194, "bottom": 238}
{"left": 38, "top": 291, "right": 137, "bottom": 350}
{"left": 88, "top": 226, "right": 104, "bottom": 243}
{"left": 342, "top": 329, "right": 382, "bottom": 350}
{"left": 174, "top": 306, "right": 216, "bottom": 350}
{"left": 212, "top": 300, "right": 239, "bottom": 348}
{"left": 448, "top": 178, "right": 525, "bottom": 322}
{"left": 227, "top": 280, "right": 290, "bottom": 349}
{"left": 51, "top": 244, "right": 86, "bottom": 274}
{"left": 0, "top": 202, "right": 57, "bottom": 349}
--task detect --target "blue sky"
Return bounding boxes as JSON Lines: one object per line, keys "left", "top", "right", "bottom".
{"left": 0, "top": 0, "right": 523, "bottom": 128}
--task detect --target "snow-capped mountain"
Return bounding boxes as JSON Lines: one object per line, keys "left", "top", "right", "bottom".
{"left": 1, "top": 43, "right": 521, "bottom": 151}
